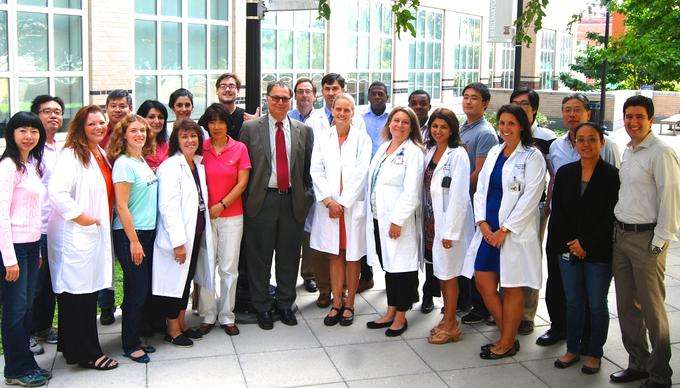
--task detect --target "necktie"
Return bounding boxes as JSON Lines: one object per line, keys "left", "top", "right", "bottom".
{"left": 275, "top": 121, "right": 289, "bottom": 190}
{"left": 328, "top": 114, "right": 333, "bottom": 125}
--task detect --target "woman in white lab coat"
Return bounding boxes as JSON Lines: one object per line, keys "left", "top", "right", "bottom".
{"left": 365, "top": 106, "right": 424, "bottom": 337}
{"left": 421, "top": 108, "right": 474, "bottom": 345}
{"left": 310, "top": 94, "right": 372, "bottom": 327}
{"left": 153, "top": 118, "right": 215, "bottom": 347}
{"left": 462, "top": 104, "right": 546, "bottom": 360}
{"left": 48, "top": 105, "right": 118, "bottom": 370}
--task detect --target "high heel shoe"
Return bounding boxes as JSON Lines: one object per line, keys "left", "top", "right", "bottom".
{"left": 428, "top": 325, "right": 461, "bottom": 344}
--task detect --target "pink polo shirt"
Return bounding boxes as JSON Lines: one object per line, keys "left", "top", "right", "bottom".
{"left": 202, "top": 138, "right": 251, "bottom": 217}
{"left": 145, "top": 141, "right": 169, "bottom": 172}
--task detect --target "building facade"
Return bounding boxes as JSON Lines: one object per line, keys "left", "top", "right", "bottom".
{"left": 0, "top": 0, "right": 580, "bottom": 132}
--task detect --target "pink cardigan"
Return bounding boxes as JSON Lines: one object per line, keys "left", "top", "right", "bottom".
{"left": 0, "top": 158, "right": 44, "bottom": 267}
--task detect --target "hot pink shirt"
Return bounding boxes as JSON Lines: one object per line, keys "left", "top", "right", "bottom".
{"left": 202, "top": 138, "right": 251, "bottom": 217}
{"left": 145, "top": 141, "right": 169, "bottom": 172}
{"left": 0, "top": 158, "right": 44, "bottom": 266}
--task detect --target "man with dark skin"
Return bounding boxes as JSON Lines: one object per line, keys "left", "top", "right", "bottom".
{"left": 408, "top": 90, "right": 431, "bottom": 142}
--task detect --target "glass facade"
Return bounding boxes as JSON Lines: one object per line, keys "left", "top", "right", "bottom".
{"left": 450, "top": 13, "right": 482, "bottom": 96}
{"left": 538, "top": 29, "right": 556, "bottom": 90}
{"left": 407, "top": 8, "right": 442, "bottom": 100}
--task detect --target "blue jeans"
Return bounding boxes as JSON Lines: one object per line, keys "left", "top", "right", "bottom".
{"left": 113, "top": 229, "right": 155, "bottom": 354}
{"left": 560, "top": 257, "right": 612, "bottom": 358}
{"left": 30, "top": 234, "right": 56, "bottom": 333}
{"left": 1, "top": 242, "right": 40, "bottom": 378}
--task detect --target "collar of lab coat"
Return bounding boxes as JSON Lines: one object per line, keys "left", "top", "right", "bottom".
{"left": 425, "top": 146, "right": 455, "bottom": 177}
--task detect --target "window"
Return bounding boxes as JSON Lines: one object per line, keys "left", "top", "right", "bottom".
{"left": 344, "top": 0, "right": 392, "bottom": 106}
{"left": 261, "top": 10, "right": 325, "bottom": 110}
{"left": 449, "top": 13, "right": 481, "bottom": 96}
{"left": 558, "top": 33, "right": 573, "bottom": 89}
{"left": 134, "top": 0, "right": 231, "bottom": 120}
{"left": 500, "top": 42, "right": 514, "bottom": 89}
{"left": 538, "top": 29, "right": 556, "bottom": 90}
{"left": 408, "top": 8, "right": 442, "bottom": 99}
{"left": 0, "top": 0, "right": 86, "bottom": 134}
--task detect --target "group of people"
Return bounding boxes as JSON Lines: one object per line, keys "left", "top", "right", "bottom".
{"left": 0, "top": 71, "right": 678, "bottom": 388}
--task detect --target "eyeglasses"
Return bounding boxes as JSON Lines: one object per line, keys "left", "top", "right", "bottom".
{"left": 267, "top": 95, "right": 291, "bottom": 103}
{"left": 563, "top": 107, "right": 585, "bottom": 115}
{"left": 575, "top": 137, "right": 600, "bottom": 145}
{"left": 108, "top": 104, "right": 129, "bottom": 111}
{"left": 218, "top": 84, "right": 238, "bottom": 91}
{"left": 511, "top": 100, "right": 532, "bottom": 107}
{"left": 39, "top": 108, "right": 63, "bottom": 116}
{"left": 295, "top": 89, "right": 314, "bottom": 95}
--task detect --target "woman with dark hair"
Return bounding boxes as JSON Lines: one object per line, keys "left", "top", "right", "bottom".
{"left": 49, "top": 105, "right": 118, "bottom": 371}
{"left": 152, "top": 118, "right": 215, "bottom": 347}
{"left": 169, "top": 88, "right": 194, "bottom": 121}
{"left": 195, "top": 103, "right": 249, "bottom": 336}
{"left": 421, "top": 108, "right": 474, "bottom": 344}
{"left": 108, "top": 114, "right": 164, "bottom": 363}
{"left": 548, "top": 122, "right": 619, "bottom": 374}
{"left": 137, "top": 100, "right": 169, "bottom": 171}
{"left": 0, "top": 112, "right": 49, "bottom": 386}
{"left": 365, "top": 106, "right": 424, "bottom": 337}
{"left": 462, "top": 104, "right": 546, "bottom": 359}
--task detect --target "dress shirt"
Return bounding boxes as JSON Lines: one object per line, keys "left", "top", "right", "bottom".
{"left": 324, "top": 105, "right": 333, "bottom": 125}
{"left": 614, "top": 132, "right": 680, "bottom": 246}
{"left": 267, "top": 115, "right": 292, "bottom": 189}
{"left": 420, "top": 123, "right": 430, "bottom": 144}
{"left": 290, "top": 108, "right": 312, "bottom": 123}
{"left": 549, "top": 132, "right": 621, "bottom": 173}
{"left": 40, "top": 141, "right": 61, "bottom": 234}
{"left": 363, "top": 108, "right": 389, "bottom": 156}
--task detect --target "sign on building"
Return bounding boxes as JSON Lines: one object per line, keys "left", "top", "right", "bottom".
{"left": 489, "top": 0, "right": 516, "bottom": 43}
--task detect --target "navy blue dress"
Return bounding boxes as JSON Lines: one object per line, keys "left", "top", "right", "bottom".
{"left": 474, "top": 153, "right": 509, "bottom": 272}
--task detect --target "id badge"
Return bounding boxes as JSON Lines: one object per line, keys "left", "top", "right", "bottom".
{"left": 393, "top": 153, "right": 404, "bottom": 165}
{"left": 508, "top": 176, "right": 522, "bottom": 192}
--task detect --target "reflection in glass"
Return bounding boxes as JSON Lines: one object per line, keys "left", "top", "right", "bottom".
{"left": 18, "top": 0, "right": 46, "bottom": 5}
{"left": 161, "top": 0, "right": 181, "bottom": 16}
{"left": 210, "top": 25, "right": 228, "bottom": 69}
{"left": 18, "top": 77, "right": 48, "bottom": 111}
{"left": 17, "top": 12, "right": 48, "bottom": 71}
{"left": 311, "top": 32, "right": 324, "bottom": 69}
{"left": 161, "top": 22, "right": 181, "bottom": 70}
{"left": 277, "top": 30, "right": 292, "bottom": 69}
{"left": 261, "top": 29, "right": 276, "bottom": 69}
{"left": 188, "top": 24, "right": 206, "bottom": 69}
{"left": 295, "top": 31, "right": 309, "bottom": 69}
{"left": 135, "top": 20, "right": 156, "bottom": 70}
{"left": 0, "top": 12, "right": 7, "bottom": 71}
{"left": 210, "top": 0, "right": 228, "bottom": 20}
{"left": 0, "top": 78, "right": 8, "bottom": 136}
{"left": 135, "top": 75, "right": 157, "bottom": 107}
{"left": 188, "top": 75, "right": 206, "bottom": 118}
{"left": 135, "top": 0, "right": 156, "bottom": 15}
{"left": 55, "top": 77, "right": 83, "bottom": 127}
{"left": 54, "top": 15, "right": 83, "bottom": 71}
{"left": 54, "top": 0, "right": 82, "bottom": 8}
{"left": 188, "top": 0, "right": 206, "bottom": 18}
{"left": 159, "top": 75, "right": 181, "bottom": 120}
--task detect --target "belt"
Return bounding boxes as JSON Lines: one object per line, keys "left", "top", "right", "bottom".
{"left": 267, "top": 187, "right": 290, "bottom": 195}
{"left": 615, "top": 220, "right": 656, "bottom": 232}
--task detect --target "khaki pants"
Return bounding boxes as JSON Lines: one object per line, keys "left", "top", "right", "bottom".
{"left": 522, "top": 202, "right": 549, "bottom": 321}
{"left": 301, "top": 231, "right": 330, "bottom": 294}
{"left": 613, "top": 226, "right": 672, "bottom": 385}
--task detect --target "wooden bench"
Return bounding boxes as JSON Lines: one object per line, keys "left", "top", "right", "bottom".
{"left": 659, "top": 114, "right": 680, "bottom": 136}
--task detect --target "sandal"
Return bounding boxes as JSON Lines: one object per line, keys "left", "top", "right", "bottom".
{"left": 339, "top": 307, "right": 355, "bottom": 326}
{"left": 124, "top": 348, "right": 150, "bottom": 364}
{"left": 324, "top": 306, "right": 343, "bottom": 326}
{"left": 79, "top": 355, "right": 119, "bottom": 370}
{"left": 427, "top": 326, "right": 462, "bottom": 344}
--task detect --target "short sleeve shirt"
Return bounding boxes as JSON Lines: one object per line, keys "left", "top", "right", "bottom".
{"left": 202, "top": 138, "right": 252, "bottom": 217}
{"left": 112, "top": 155, "right": 158, "bottom": 230}
{"left": 459, "top": 118, "right": 499, "bottom": 172}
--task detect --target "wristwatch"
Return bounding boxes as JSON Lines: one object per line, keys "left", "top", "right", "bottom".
{"left": 651, "top": 245, "right": 664, "bottom": 255}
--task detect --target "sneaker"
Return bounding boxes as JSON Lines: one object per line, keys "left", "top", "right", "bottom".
{"left": 33, "top": 369, "right": 51, "bottom": 380}
{"left": 29, "top": 336, "right": 44, "bottom": 355}
{"left": 5, "top": 371, "right": 47, "bottom": 387}
{"left": 461, "top": 309, "right": 486, "bottom": 325}
{"left": 44, "top": 328, "right": 58, "bottom": 344}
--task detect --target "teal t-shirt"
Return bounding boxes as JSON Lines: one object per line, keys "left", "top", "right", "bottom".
{"left": 112, "top": 154, "right": 158, "bottom": 230}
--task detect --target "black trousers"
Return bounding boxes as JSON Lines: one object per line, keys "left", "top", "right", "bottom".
{"left": 245, "top": 191, "right": 304, "bottom": 312}
{"left": 373, "top": 220, "right": 419, "bottom": 311}
{"left": 360, "top": 256, "right": 373, "bottom": 281}
{"left": 57, "top": 292, "right": 103, "bottom": 365}
{"left": 31, "top": 234, "right": 56, "bottom": 334}
{"left": 422, "top": 250, "right": 441, "bottom": 298}
{"left": 546, "top": 253, "right": 591, "bottom": 340}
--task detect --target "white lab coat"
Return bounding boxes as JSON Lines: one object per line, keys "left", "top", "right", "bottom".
{"left": 152, "top": 153, "right": 216, "bottom": 298}
{"left": 366, "top": 139, "right": 424, "bottom": 273}
{"left": 47, "top": 147, "right": 113, "bottom": 294}
{"left": 423, "top": 146, "right": 475, "bottom": 280}
{"left": 309, "top": 124, "right": 372, "bottom": 260}
{"left": 462, "top": 143, "right": 546, "bottom": 289}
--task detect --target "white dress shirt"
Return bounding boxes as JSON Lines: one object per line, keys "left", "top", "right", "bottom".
{"left": 614, "top": 132, "right": 680, "bottom": 247}
{"left": 40, "top": 141, "right": 62, "bottom": 235}
{"left": 548, "top": 132, "right": 621, "bottom": 173}
{"left": 267, "top": 114, "right": 292, "bottom": 189}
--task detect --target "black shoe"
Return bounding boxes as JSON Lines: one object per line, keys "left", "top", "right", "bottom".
{"left": 581, "top": 363, "right": 601, "bottom": 375}
{"left": 182, "top": 328, "right": 203, "bottom": 340}
{"left": 304, "top": 279, "right": 318, "bottom": 293}
{"left": 339, "top": 307, "right": 355, "bottom": 327}
{"left": 385, "top": 321, "right": 408, "bottom": 337}
{"left": 100, "top": 308, "right": 115, "bottom": 326}
{"left": 480, "top": 342, "right": 518, "bottom": 359}
{"left": 420, "top": 296, "right": 434, "bottom": 314}
{"left": 324, "top": 306, "right": 343, "bottom": 326}
{"left": 277, "top": 308, "right": 298, "bottom": 326}
{"left": 461, "top": 309, "right": 486, "bottom": 325}
{"left": 366, "top": 320, "right": 393, "bottom": 329}
{"left": 639, "top": 379, "right": 671, "bottom": 388}
{"left": 535, "top": 329, "right": 565, "bottom": 346}
{"left": 257, "top": 311, "right": 274, "bottom": 330}
{"left": 554, "top": 355, "right": 580, "bottom": 369}
{"left": 518, "top": 320, "right": 534, "bottom": 335}
{"left": 481, "top": 340, "right": 520, "bottom": 353}
{"left": 164, "top": 333, "right": 193, "bottom": 347}
{"left": 609, "top": 368, "right": 649, "bottom": 383}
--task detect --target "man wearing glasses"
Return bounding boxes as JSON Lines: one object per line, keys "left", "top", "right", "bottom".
{"left": 239, "top": 81, "right": 314, "bottom": 330}
{"left": 215, "top": 73, "right": 259, "bottom": 139}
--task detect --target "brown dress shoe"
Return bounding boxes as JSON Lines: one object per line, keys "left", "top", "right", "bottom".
{"left": 197, "top": 323, "right": 214, "bottom": 336}
{"left": 221, "top": 324, "right": 239, "bottom": 336}
{"left": 316, "top": 293, "right": 331, "bottom": 308}
{"left": 356, "top": 279, "right": 374, "bottom": 293}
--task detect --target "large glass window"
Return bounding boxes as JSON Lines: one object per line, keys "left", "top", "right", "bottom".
{"left": 538, "top": 29, "right": 556, "bottom": 90}
{"left": 500, "top": 43, "right": 515, "bottom": 89}
{"left": 449, "top": 13, "right": 482, "bottom": 96}
{"left": 558, "top": 33, "right": 573, "bottom": 89}
{"left": 0, "top": 1, "right": 86, "bottom": 134}
{"left": 345, "top": 0, "right": 393, "bottom": 106}
{"left": 261, "top": 10, "right": 326, "bottom": 109}
{"left": 134, "top": 0, "right": 230, "bottom": 119}
{"left": 408, "top": 8, "right": 442, "bottom": 100}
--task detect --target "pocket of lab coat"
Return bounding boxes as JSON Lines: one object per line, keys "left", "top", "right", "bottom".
{"left": 352, "top": 201, "right": 366, "bottom": 221}
{"left": 63, "top": 222, "right": 100, "bottom": 263}
{"left": 382, "top": 165, "right": 405, "bottom": 186}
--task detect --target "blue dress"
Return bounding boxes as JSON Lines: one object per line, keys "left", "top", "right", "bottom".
{"left": 474, "top": 153, "right": 508, "bottom": 272}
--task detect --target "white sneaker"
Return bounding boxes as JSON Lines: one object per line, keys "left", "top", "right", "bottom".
{"left": 29, "top": 335, "right": 45, "bottom": 355}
